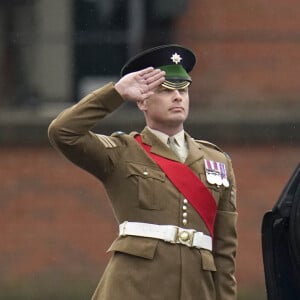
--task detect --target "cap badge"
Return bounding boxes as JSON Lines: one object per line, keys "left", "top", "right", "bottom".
{"left": 170, "top": 52, "right": 182, "bottom": 64}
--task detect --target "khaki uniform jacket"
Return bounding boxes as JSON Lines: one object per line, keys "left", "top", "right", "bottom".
{"left": 48, "top": 83, "right": 238, "bottom": 300}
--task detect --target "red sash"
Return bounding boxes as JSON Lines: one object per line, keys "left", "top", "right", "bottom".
{"left": 135, "top": 135, "right": 217, "bottom": 237}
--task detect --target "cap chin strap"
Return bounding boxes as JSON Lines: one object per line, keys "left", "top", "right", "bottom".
{"left": 161, "top": 80, "right": 191, "bottom": 90}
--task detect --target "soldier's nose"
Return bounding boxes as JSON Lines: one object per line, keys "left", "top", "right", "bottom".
{"left": 173, "top": 90, "right": 182, "bottom": 101}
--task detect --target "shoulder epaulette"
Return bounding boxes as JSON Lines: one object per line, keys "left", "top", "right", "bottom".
{"left": 196, "top": 139, "right": 232, "bottom": 160}
{"left": 194, "top": 139, "right": 223, "bottom": 151}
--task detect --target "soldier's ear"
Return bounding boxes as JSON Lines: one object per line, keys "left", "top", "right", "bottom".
{"left": 137, "top": 99, "right": 147, "bottom": 112}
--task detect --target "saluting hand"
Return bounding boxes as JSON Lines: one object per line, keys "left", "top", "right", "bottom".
{"left": 115, "top": 67, "right": 165, "bottom": 102}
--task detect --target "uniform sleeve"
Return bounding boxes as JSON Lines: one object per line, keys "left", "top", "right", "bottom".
{"left": 213, "top": 158, "right": 238, "bottom": 300}
{"left": 48, "top": 82, "right": 124, "bottom": 180}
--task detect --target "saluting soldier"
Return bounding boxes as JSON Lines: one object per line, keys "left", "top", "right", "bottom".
{"left": 48, "top": 44, "right": 238, "bottom": 300}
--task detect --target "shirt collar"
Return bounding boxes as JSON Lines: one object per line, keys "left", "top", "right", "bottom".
{"left": 146, "top": 127, "right": 185, "bottom": 147}
{"left": 172, "top": 130, "right": 186, "bottom": 147}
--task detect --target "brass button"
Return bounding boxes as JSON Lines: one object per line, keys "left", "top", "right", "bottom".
{"left": 183, "top": 199, "right": 188, "bottom": 204}
{"left": 143, "top": 171, "right": 149, "bottom": 176}
{"left": 182, "top": 219, "right": 187, "bottom": 225}
{"left": 182, "top": 205, "right": 187, "bottom": 211}
{"left": 183, "top": 212, "right": 188, "bottom": 218}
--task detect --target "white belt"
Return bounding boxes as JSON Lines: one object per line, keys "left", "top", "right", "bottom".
{"left": 119, "top": 221, "right": 212, "bottom": 251}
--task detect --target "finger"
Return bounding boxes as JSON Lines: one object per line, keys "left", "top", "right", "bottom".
{"left": 138, "top": 67, "right": 154, "bottom": 77}
{"left": 146, "top": 70, "right": 165, "bottom": 85}
{"left": 147, "top": 80, "right": 164, "bottom": 91}
{"left": 143, "top": 68, "right": 164, "bottom": 80}
{"left": 147, "top": 75, "right": 165, "bottom": 90}
{"left": 138, "top": 68, "right": 165, "bottom": 95}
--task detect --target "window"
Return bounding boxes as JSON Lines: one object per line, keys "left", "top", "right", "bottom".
{"left": 73, "top": 0, "right": 186, "bottom": 99}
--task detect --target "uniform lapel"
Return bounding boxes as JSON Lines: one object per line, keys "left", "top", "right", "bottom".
{"left": 139, "top": 128, "right": 204, "bottom": 164}
{"left": 184, "top": 133, "right": 204, "bottom": 166}
{"left": 140, "top": 128, "right": 180, "bottom": 162}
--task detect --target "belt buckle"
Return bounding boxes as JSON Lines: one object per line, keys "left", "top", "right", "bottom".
{"left": 176, "top": 228, "right": 196, "bottom": 247}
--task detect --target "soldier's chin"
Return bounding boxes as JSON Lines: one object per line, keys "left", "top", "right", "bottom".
{"left": 166, "top": 117, "right": 187, "bottom": 127}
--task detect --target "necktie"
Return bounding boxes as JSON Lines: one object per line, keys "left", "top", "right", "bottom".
{"left": 168, "top": 136, "right": 182, "bottom": 161}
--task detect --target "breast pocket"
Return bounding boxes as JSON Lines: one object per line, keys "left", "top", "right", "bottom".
{"left": 126, "top": 162, "right": 166, "bottom": 210}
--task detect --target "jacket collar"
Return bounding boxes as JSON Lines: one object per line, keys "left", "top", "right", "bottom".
{"left": 184, "top": 132, "right": 204, "bottom": 166}
{"left": 139, "top": 127, "right": 204, "bottom": 165}
{"left": 140, "top": 127, "right": 178, "bottom": 161}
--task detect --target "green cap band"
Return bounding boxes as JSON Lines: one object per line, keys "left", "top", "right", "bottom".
{"left": 159, "top": 64, "right": 192, "bottom": 82}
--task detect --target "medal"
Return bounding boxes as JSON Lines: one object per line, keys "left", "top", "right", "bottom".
{"left": 204, "top": 160, "right": 213, "bottom": 183}
{"left": 215, "top": 173, "right": 223, "bottom": 186}
{"left": 219, "top": 162, "right": 230, "bottom": 188}
{"left": 207, "top": 172, "right": 216, "bottom": 184}
{"left": 214, "top": 161, "right": 223, "bottom": 186}
{"left": 222, "top": 178, "right": 230, "bottom": 188}
{"left": 205, "top": 159, "right": 221, "bottom": 186}
{"left": 205, "top": 159, "right": 230, "bottom": 188}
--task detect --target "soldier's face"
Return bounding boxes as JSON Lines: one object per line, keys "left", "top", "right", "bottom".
{"left": 138, "top": 85, "right": 189, "bottom": 130}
